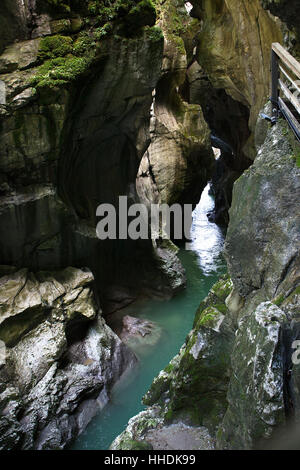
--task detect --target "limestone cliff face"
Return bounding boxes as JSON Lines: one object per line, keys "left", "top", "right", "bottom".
{"left": 0, "top": 0, "right": 190, "bottom": 302}
{"left": 1, "top": 0, "right": 299, "bottom": 452}
{"left": 137, "top": 0, "right": 213, "bottom": 211}
{"left": 0, "top": 0, "right": 31, "bottom": 55}
{"left": 0, "top": 0, "right": 215, "bottom": 449}
{"left": 0, "top": 0, "right": 285, "bottom": 297}
{"left": 162, "top": 0, "right": 283, "bottom": 224}
{"left": 190, "top": 0, "right": 283, "bottom": 158}
{"left": 261, "top": 0, "right": 300, "bottom": 56}
{"left": 217, "top": 117, "right": 300, "bottom": 450}
{"left": 96, "top": 0, "right": 300, "bottom": 452}
{"left": 0, "top": 266, "right": 136, "bottom": 449}
{"left": 225, "top": 118, "right": 300, "bottom": 301}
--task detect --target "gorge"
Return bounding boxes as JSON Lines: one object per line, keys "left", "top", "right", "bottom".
{"left": 0, "top": 0, "right": 299, "bottom": 451}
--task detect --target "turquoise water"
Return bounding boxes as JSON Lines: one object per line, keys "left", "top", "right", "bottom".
{"left": 72, "top": 185, "right": 226, "bottom": 450}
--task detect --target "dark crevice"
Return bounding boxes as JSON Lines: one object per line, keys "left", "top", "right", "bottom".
{"left": 275, "top": 254, "right": 298, "bottom": 296}
{"left": 65, "top": 315, "right": 93, "bottom": 346}
{"left": 182, "top": 65, "right": 252, "bottom": 226}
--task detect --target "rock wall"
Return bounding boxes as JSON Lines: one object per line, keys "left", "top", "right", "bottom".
{"left": 0, "top": 0, "right": 192, "bottom": 449}
{"left": 0, "top": 0, "right": 285, "bottom": 299}
{"left": 89, "top": 1, "right": 300, "bottom": 451}
{"left": 190, "top": 0, "right": 283, "bottom": 158}
{"left": 177, "top": 0, "right": 283, "bottom": 223}
{"left": 0, "top": 0, "right": 193, "bottom": 306}
{"left": 0, "top": 0, "right": 32, "bottom": 55}
{"left": 137, "top": 0, "right": 214, "bottom": 212}
{"left": 0, "top": 265, "right": 137, "bottom": 449}
{"left": 261, "top": 0, "right": 300, "bottom": 56}
{"left": 217, "top": 116, "right": 300, "bottom": 449}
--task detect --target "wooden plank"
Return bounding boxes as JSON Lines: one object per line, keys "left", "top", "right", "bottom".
{"left": 272, "top": 42, "right": 300, "bottom": 79}
{"left": 278, "top": 97, "right": 300, "bottom": 137}
{"left": 279, "top": 65, "right": 300, "bottom": 95}
{"left": 279, "top": 78, "right": 300, "bottom": 115}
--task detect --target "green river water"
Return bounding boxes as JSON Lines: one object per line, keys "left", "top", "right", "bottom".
{"left": 72, "top": 185, "right": 226, "bottom": 450}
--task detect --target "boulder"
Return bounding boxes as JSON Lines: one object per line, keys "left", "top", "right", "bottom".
{"left": 120, "top": 315, "right": 162, "bottom": 351}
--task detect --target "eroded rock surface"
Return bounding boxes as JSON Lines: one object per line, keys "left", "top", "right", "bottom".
{"left": 225, "top": 120, "right": 300, "bottom": 300}
{"left": 191, "top": 0, "right": 282, "bottom": 157}
{"left": 218, "top": 302, "right": 287, "bottom": 449}
{"left": 0, "top": 0, "right": 187, "bottom": 307}
{"left": 1, "top": 0, "right": 300, "bottom": 453}
{"left": 144, "top": 423, "right": 215, "bottom": 450}
{"left": 0, "top": 266, "right": 137, "bottom": 450}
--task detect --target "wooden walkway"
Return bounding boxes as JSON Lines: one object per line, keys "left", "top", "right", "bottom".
{"left": 271, "top": 42, "right": 300, "bottom": 141}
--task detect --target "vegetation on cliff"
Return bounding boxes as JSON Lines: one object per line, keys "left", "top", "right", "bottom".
{"left": 27, "top": 0, "right": 160, "bottom": 90}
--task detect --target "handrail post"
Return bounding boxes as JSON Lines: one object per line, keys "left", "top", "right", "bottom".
{"left": 271, "top": 48, "right": 279, "bottom": 122}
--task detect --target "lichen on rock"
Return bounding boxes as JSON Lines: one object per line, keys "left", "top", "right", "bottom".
{"left": 217, "top": 302, "right": 287, "bottom": 449}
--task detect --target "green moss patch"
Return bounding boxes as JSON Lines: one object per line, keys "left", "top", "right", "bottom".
{"left": 126, "top": 0, "right": 156, "bottom": 28}
{"left": 194, "top": 274, "right": 232, "bottom": 326}
{"left": 272, "top": 294, "right": 285, "bottom": 307}
{"left": 38, "top": 35, "right": 73, "bottom": 61}
{"left": 30, "top": 0, "right": 160, "bottom": 90}
{"left": 31, "top": 29, "right": 101, "bottom": 90}
{"left": 86, "top": 0, "right": 156, "bottom": 36}
{"left": 72, "top": 31, "right": 97, "bottom": 55}
{"left": 30, "top": 55, "right": 94, "bottom": 89}
{"left": 117, "top": 438, "right": 153, "bottom": 450}
{"left": 114, "top": 0, "right": 156, "bottom": 37}
{"left": 291, "top": 152, "right": 300, "bottom": 168}
{"left": 198, "top": 307, "right": 221, "bottom": 328}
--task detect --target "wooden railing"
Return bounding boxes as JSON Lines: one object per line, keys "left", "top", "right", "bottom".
{"left": 271, "top": 42, "right": 300, "bottom": 141}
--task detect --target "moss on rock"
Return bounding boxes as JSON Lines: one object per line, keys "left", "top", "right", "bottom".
{"left": 198, "top": 306, "right": 222, "bottom": 328}
{"left": 38, "top": 35, "right": 73, "bottom": 61}
{"left": 116, "top": 438, "right": 153, "bottom": 450}
{"left": 29, "top": 55, "right": 94, "bottom": 89}
{"left": 194, "top": 274, "right": 232, "bottom": 326}
{"left": 110, "top": 408, "right": 163, "bottom": 450}
{"left": 26, "top": 0, "right": 160, "bottom": 91}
